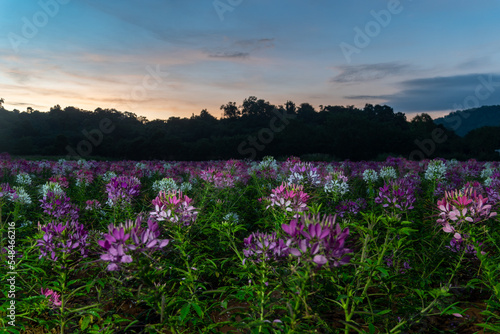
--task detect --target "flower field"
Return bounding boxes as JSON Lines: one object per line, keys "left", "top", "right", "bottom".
{"left": 1, "top": 155, "right": 500, "bottom": 333}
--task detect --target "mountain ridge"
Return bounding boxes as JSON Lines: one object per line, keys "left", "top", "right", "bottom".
{"left": 433, "top": 105, "right": 500, "bottom": 137}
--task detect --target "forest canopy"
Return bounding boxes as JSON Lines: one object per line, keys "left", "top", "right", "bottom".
{"left": 0, "top": 97, "right": 499, "bottom": 161}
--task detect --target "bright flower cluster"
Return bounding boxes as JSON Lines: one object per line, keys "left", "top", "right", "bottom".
{"left": 437, "top": 187, "right": 497, "bottom": 230}
{"left": 261, "top": 182, "right": 310, "bottom": 218}
{"left": 287, "top": 162, "right": 322, "bottom": 188}
{"left": 98, "top": 217, "right": 170, "bottom": 271}
{"left": 323, "top": 171, "right": 349, "bottom": 200}
{"left": 37, "top": 221, "right": 89, "bottom": 261}
{"left": 375, "top": 178, "right": 416, "bottom": 214}
{"left": 199, "top": 168, "right": 235, "bottom": 189}
{"left": 379, "top": 166, "right": 398, "bottom": 180}
{"left": 40, "top": 181, "right": 65, "bottom": 198}
{"left": 11, "top": 186, "right": 32, "bottom": 205}
{"left": 152, "top": 177, "right": 178, "bottom": 194}
{"left": 106, "top": 176, "right": 141, "bottom": 207}
{"left": 362, "top": 169, "right": 379, "bottom": 184}
{"left": 282, "top": 214, "right": 351, "bottom": 268}
{"left": 437, "top": 187, "right": 497, "bottom": 251}
{"left": 40, "top": 192, "right": 79, "bottom": 222}
{"left": 40, "top": 288, "right": 62, "bottom": 308}
{"left": 425, "top": 160, "right": 447, "bottom": 181}
{"left": 150, "top": 190, "right": 198, "bottom": 226}
{"left": 16, "top": 172, "right": 33, "bottom": 186}
{"left": 243, "top": 232, "right": 289, "bottom": 264}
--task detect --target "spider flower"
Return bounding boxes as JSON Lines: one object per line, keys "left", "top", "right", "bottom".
{"left": 282, "top": 214, "right": 351, "bottom": 268}
{"left": 375, "top": 178, "right": 416, "bottom": 214}
{"left": 105, "top": 176, "right": 141, "bottom": 207}
{"left": 199, "top": 167, "right": 235, "bottom": 189}
{"left": 287, "top": 162, "right": 322, "bottom": 188}
{"left": 243, "top": 232, "right": 289, "bottom": 264}
{"left": 40, "top": 192, "right": 79, "bottom": 222}
{"left": 261, "top": 182, "right": 310, "bottom": 218}
{"left": 41, "top": 288, "right": 62, "bottom": 308}
{"left": 437, "top": 187, "right": 497, "bottom": 229}
{"left": 150, "top": 190, "right": 198, "bottom": 226}
{"left": 37, "top": 220, "right": 89, "bottom": 261}
{"left": 98, "top": 216, "right": 170, "bottom": 271}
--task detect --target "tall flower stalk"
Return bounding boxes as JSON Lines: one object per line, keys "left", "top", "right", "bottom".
{"left": 36, "top": 220, "right": 96, "bottom": 334}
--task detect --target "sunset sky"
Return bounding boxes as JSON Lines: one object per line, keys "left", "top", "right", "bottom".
{"left": 1, "top": 0, "right": 500, "bottom": 120}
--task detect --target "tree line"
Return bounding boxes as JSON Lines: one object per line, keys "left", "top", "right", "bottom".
{"left": 0, "top": 97, "right": 499, "bottom": 161}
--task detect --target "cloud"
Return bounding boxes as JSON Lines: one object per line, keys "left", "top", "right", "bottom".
{"left": 344, "top": 95, "right": 386, "bottom": 100}
{"left": 234, "top": 38, "right": 275, "bottom": 49}
{"left": 206, "top": 37, "right": 274, "bottom": 60}
{"left": 381, "top": 73, "right": 500, "bottom": 112}
{"left": 331, "top": 62, "right": 411, "bottom": 83}
{"left": 208, "top": 51, "right": 249, "bottom": 58}
{"left": 455, "top": 56, "right": 491, "bottom": 70}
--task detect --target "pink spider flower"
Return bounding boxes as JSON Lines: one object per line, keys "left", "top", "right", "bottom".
{"left": 150, "top": 190, "right": 198, "bottom": 226}
{"left": 261, "top": 182, "right": 310, "bottom": 218}
{"left": 41, "top": 288, "right": 62, "bottom": 308}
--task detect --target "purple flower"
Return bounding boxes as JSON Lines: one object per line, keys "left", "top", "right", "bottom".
{"left": 85, "top": 199, "right": 101, "bottom": 211}
{"left": 41, "top": 288, "right": 62, "bottom": 308}
{"left": 98, "top": 216, "right": 170, "bottom": 271}
{"left": 40, "top": 192, "right": 79, "bottom": 222}
{"left": 375, "top": 178, "right": 416, "bottom": 214}
{"left": 199, "top": 167, "right": 235, "bottom": 189}
{"left": 335, "top": 198, "right": 367, "bottom": 218}
{"left": 261, "top": 182, "right": 310, "bottom": 218}
{"left": 287, "top": 162, "right": 322, "bottom": 188}
{"left": 243, "top": 232, "right": 289, "bottom": 264}
{"left": 437, "top": 187, "right": 497, "bottom": 229}
{"left": 0, "top": 183, "right": 16, "bottom": 200}
{"left": 446, "top": 233, "right": 484, "bottom": 256}
{"left": 105, "top": 176, "right": 141, "bottom": 207}
{"left": 282, "top": 214, "right": 351, "bottom": 268}
{"left": 386, "top": 255, "right": 412, "bottom": 274}
{"left": 150, "top": 190, "right": 198, "bottom": 226}
{"left": 37, "top": 221, "right": 89, "bottom": 261}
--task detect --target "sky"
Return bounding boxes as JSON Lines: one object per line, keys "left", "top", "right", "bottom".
{"left": 1, "top": 0, "right": 500, "bottom": 121}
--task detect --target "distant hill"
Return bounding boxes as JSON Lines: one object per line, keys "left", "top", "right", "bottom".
{"left": 434, "top": 105, "right": 500, "bottom": 137}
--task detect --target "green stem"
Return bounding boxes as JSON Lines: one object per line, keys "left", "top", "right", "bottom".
{"left": 59, "top": 267, "right": 68, "bottom": 334}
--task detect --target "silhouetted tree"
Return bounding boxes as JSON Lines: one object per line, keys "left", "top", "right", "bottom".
{"left": 220, "top": 102, "right": 239, "bottom": 119}
{"left": 0, "top": 96, "right": 488, "bottom": 161}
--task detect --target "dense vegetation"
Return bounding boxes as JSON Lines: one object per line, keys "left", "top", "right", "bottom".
{"left": 1, "top": 156, "right": 500, "bottom": 333}
{"left": 1, "top": 98, "right": 499, "bottom": 161}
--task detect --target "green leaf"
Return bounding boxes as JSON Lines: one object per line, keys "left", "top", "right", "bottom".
{"left": 68, "top": 279, "right": 80, "bottom": 286}
{"left": 81, "top": 315, "right": 91, "bottom": 330}
{"left": 191, "top": 303, "right": 203, "bottom": 318}
{"left": 376, "top": 309, "right": 392, "bottom": 316}
{"left": 180, "top": 303, "right": 191, "bottom": 322}
{"left": 369, "top": 323, "right": 376, "bottom": 334}
{"left": 376, "top": 266, "right": 389, "bottom": 277}
{"left": 398, "top": 227, "right": 418, "bottom": 235}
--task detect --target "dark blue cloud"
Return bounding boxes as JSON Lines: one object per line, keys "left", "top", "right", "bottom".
{"left": 348, "top": 73, "right": 500, "bottom": 112}
{"left": 332, "top": 62, "right": 411, "bottom": 83}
